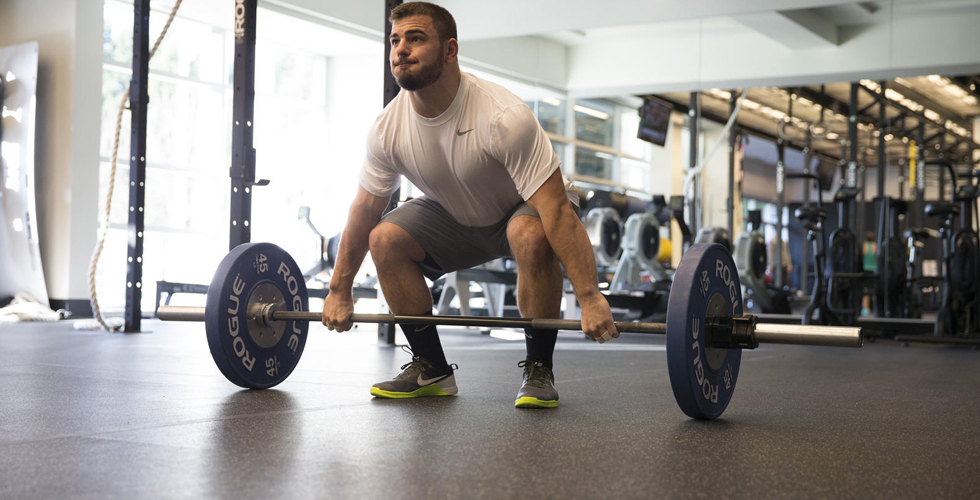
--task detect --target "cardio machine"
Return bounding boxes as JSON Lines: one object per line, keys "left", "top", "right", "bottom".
{"left": 933, "top": 168, "right": 980, "bottom": 337}
{"left": 875, "top": 197, "right": 910, "bottom": 318}
{"left": 734, "top": 210, "right": 791, "bottom": 314}
{"left": 825, "top": 186, "right": 863, "bottom": 326}
{"left": 790, "top": 173, "right": 839, "bottom": 325}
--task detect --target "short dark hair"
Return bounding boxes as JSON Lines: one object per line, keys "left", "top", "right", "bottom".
{"left": 390, "top": 2, "right": 457, "bottom": 43}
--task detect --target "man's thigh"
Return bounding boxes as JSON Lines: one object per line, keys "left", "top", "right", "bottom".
{"left": 380, "top": 197, "right": 510, "bottom": 280}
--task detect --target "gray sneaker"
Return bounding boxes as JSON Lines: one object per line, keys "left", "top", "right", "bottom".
{"left": 370, "top": 355, "right": 458, "bottom": 398}
{"left": 515, "top": 360, "right": 559, "bottom": 408}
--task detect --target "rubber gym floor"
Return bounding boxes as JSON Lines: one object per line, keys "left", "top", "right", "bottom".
{"left": 1, "top": 320, "right": 978, "bottom": 499}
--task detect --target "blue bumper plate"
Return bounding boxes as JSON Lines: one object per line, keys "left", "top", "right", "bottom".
{"left": 205, "top": 242, "right": 309, "bottom": 389}
{"left": 666, "top": 243, "right": 742, "bottom": 419}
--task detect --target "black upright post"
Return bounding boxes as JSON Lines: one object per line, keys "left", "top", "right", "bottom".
{"left": 378, "top": 0, "right": 403, "bottom": 345}
{"left": 847, "top": 83, "right": 859, "bottom": 192}
{"left": 915, "top": 125, "right": 925, "bottom": 228}
{"left": 899, "top": 114, "right": 907, "bottom": 201}
{"left": 124, "top": 0, "right": 150, "bottom": 333}
{"left": 938, "top": 133, "right": 947, "bottom": 200}
{"left": 689, "top": 91, "right": 701, "bottom": 234}
{"left": 876, "top": 86, "right": 891, "bottom": 317}
{"left": 775, "top": 137, "right": 785, "bottom": 288}
{"left": 845, "top": 82, "right": 860, "bottom": 238}
{"left": 801, "top": 132, "right": 812, "bottom": 296}
{"left": 728, "top": 90, "right": 737, "bottom": 240}
{"left": 938, "top": 133, "right": 947, "bottom": 201}
{"left": 229, "top": 0, "right": 262, "bottom": 250}
{"left": 877, "top": 84, "right": 887, "bottom": 249}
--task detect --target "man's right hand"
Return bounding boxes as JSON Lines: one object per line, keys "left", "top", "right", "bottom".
{"left": 322, "top": 292, "right": 355, "bottom": 332}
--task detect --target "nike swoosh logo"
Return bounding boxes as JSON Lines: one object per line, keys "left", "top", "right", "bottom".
{"left": 417, "top": 373, "right": 449, "bottom": 386}
{"left": 456, "top": 128, "right": 473, "bottom": 136}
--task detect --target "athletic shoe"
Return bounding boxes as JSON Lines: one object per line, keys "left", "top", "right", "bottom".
{"left": 514, "top": 360, "right": 559, "bottom": 408}
{"left": 370, "top": 354, "right": 458, "bottom": 399}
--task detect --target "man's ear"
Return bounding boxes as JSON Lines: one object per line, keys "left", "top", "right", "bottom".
{"left": 445, "top": 38, "right": 458, "bottom": 63}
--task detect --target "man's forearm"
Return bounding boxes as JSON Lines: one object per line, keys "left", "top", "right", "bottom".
{"left": 538, "top": 202, "right": 602, "bottom": 301}
{"left": 328, "top": 205, "right": 380, "bottom": 294}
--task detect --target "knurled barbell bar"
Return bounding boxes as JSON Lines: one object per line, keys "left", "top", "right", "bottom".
{"left": 158, "top": 242, "right": 862, "bottom": 419}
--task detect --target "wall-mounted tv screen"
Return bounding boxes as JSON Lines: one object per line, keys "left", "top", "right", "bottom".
{"left": 637, "top": 99, "right": 671, "bottom": 147}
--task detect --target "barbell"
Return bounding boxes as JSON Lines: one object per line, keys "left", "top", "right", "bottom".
{"left": 158, "top": 242, "right": 862, "bottom": 419}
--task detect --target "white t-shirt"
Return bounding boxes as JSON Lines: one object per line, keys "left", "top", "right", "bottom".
{"left": 359, "top": 72, "right": 577, "bottom": 227}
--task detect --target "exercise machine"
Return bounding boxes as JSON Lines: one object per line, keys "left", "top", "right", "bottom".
{"left": 734, "top": 210, "right": 790, "bottom": 314}
{"left": 825, "top": 187, "right": 863, "bottom": 326}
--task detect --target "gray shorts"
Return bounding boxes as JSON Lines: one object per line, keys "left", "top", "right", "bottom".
{"left": 380, "top": 197, "right": 565, "bottom": 281}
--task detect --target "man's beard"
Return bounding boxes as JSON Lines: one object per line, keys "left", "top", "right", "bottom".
{"left": 393, "top": 58, "right": 444, "bottom": 91}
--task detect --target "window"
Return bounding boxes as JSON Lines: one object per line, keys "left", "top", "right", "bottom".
{"left": 574, "top": 98, "right": 615, "bottom": 147}
{"left": 526, "top": 97, "right": 567, "bottom": 135}
{"left": 574, "top": 147, "right": 614, "bottom": 180}
{"left": 620, "top": 157, "right": 649, "bottom": 191}
{"left": 97, "top": 0, "right": 380, "bottom": 313}
{"left": 99, "top": 1, "right": 234, "bottom": 311}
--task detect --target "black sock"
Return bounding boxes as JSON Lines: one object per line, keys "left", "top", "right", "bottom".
{"left": 524, "top": 327, "right": 558, "bottom": 369}
{"left": 399, "top": 313, "right": 450, "bottom": 372}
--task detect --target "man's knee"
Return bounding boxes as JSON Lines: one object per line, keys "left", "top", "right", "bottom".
{"left": 369, "top": 223, "right": 423, "bottom": 263}
{"left": 508, "top": 216, "right": 554, "bottom": 264}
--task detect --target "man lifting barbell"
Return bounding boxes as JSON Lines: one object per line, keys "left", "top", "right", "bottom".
{"left": 320, "top": 2, "right": 618, "bottom": 408}
{"left": 156, "top": 3, "right": 863, "bottom": 421}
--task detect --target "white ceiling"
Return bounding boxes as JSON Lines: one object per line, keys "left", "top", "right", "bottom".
{"left": 267, "top": 0, "right": 980, "bottom": 100}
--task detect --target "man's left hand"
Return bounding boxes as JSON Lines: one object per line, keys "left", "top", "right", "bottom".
{"left": 579, "top": 292, "right": 619, "bottom": 343}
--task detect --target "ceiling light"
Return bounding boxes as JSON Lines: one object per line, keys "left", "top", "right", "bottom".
{"left": 884, "top": 88, "right": 905, "bottom": 101}
{"left": 944, "top": 122, "right": 970, "bottom": 138}
{"left": 944, "top": 85, "right": 968, "bottom": 98}
{"left": 761, "top": 106, "right": 788, "bottom": 121}
{"left": 884, "top": 134, "right": 894, "bottom": 141}
{"left": 923, "top": 109, "right": 942, "bottom": 122}
{"left": 574, "top": 105, "right": 609, "bottom": 120}
{"left": 966, "top": 96, "right": 978, "bottom": 106}
{"left": 826, "top": 132, "right": 839, "bottom": 140}
{"left": 542, "top": 97, "right": 562, "bottom": 106}
{"left": 708, "top": 89, "right": 732, "bottom": 100}
{"left": 741, "top": 100, "right": 761, "bottom": 110}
